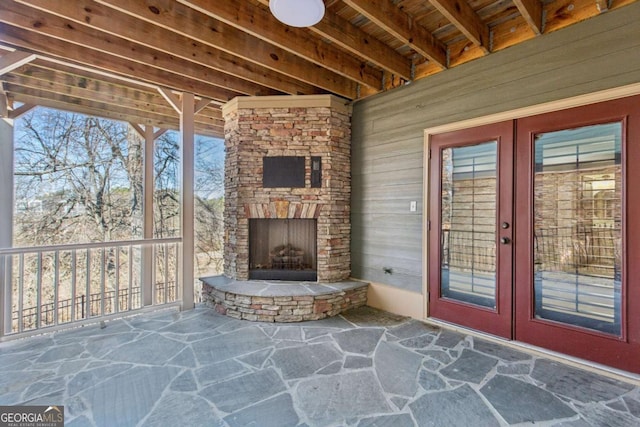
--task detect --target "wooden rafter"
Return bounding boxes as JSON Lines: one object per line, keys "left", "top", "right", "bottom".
{"left": 175, "top": 0, "right": 384, "bottom": 89}
{"left": 249, "top": 0, "right": 412, "bottom": 80}
{"left": 18, "top": 0, "right": 358, "bottom": 98}
{"left": 6, "top": 87, "right": 224, "bottom": 137}
{"left": 2, "top": 69, "right": 222, "bottom": 125}
{"left": 2, "top": 1, "right": 306, "bottom": 97}
{"left": 512, "top": 0, "right": 544, "bottom": 35}
{"left": 342, "top": 0, "right": 448, "bottom": 69}
{"left": 0, "top": 0, "right": 632, "bottom": 122}
{"left": 428, "top": 0, "right": 490, "bottom": 52}
{"left": 0, "top": 26, "right": 242, "bottom": 103}
{"left": 0, "top": 50, "right": 36, "bottom": 76}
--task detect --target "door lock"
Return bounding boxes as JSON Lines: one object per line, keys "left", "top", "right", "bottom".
{"left": 500, "top": 237, "right": 511, "bottom": 244}
{"left": 501, "top": 222, "right": 510, "bottom": 229}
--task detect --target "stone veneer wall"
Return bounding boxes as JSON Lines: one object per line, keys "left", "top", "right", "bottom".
{"left": 202, "top": 284, "right": 368, "bottom": 322}
{"left": 222, "top": 95, "right": 352, "bottom": 282}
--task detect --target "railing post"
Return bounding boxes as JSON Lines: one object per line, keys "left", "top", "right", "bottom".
{"left": 0, "top": 256, "right": 9, "bottom": 337}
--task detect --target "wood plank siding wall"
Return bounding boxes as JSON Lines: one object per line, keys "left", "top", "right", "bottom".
{"left": 350, "top": 2, "right": 640, "bottom": 294}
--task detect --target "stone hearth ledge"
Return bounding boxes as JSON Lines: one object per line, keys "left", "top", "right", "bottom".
{"left": 200, "top": 276, "right": 368, "bottom": 322}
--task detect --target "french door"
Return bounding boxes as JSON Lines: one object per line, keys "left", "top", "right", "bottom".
{"left": 428, "top": 95, "right": 640, "bottom": 372}
{"left": 428, "top": 121, "right": 514, "bottom": 338}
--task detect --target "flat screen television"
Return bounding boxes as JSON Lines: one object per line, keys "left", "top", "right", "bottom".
{"left": 263, "top": 156, "right": 305, "bottom": 188}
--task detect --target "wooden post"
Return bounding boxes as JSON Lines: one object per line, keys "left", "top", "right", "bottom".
{"left": 142, "top": 124, "right": 156, "bottom": 306}
{"left": 130, "top": 123, "right": 161, "bottom": 307}
{"left": 0, "top": 94, "right": 14, "bottom": 336}
{"left": 158, "top": 88, "right": 197, "bottom": 310}
{"left": 180, "top": 93, "right": 196, "bottom": 310}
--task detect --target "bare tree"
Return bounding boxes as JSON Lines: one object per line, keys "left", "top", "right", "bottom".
{"left": 14, "top": 108, "right": 142, "bottom": 245}
{"left": 12, "top": 108, "right": 225, "bottom": 322}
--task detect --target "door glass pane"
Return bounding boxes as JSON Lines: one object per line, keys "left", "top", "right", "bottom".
{"left": 441, "top": 141, "right": 497, "bottom": 308}
{"left": 534, "top": 123, "right": 622, "bottom": 335}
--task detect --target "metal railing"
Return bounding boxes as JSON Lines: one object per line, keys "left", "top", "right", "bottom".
{"left": 1, "top": 238, "right": 181, "bottom": 337}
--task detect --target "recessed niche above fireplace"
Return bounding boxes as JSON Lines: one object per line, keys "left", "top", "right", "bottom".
{"left": 249, "top": 219, "right": 317, "bottom": 281}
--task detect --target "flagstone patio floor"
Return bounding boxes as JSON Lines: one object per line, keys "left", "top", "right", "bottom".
{"left": 1, "top": 306, "right": 640, "bottom": 427}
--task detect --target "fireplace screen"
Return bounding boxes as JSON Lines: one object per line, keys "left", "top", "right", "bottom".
{"left": 249, "top": 219, "right": 317, "bottom": 281}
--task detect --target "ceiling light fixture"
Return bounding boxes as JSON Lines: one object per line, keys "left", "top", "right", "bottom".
{"left": 269, "top": 0, "right": 325, "bottom": 27}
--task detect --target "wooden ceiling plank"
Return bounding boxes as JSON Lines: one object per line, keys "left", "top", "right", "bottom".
{"left": 0, "top": 29, "right": 231, "bottom": 104}
{"left": 6, "top": 85, "right": 177, "bottom": 126}
{"left": 0, "top": 49, "right": 36, "bottom": 75}
{"left": 176, "top": 0, "right": 383, "bottom": 89}
{"left": 1, "top": 69, "right": 224, "bottom": 124}
{"left": 312, "top": 9, "right": 412, "bottom": 80}
{"left": 428, "top": 0, "right": 491, "bottom": 52}
{"left": 0, "top": 38, "right": 241, "bottom": 106}
{"left": 342, "top": 0, "right": 447, "bottom": 68}
{"left": 25, "top": 0, "right": 357, "bottom": 98}
{"left": 512, "top": 0, "right": 544, "bottom": 35}
{"left": 2, "top": 76, "right": 223, "bottom": 129}
{"left": 8, "top": 91, "right": 224, "bottom": 137}
{"left": 2, "top": 1, "right": 285, "bottom": 98}
{"left": 28, "top": 59, "right": 161, "bottom": 94}
{"left": 13, "top": 63, "right": 220, "bottom": 118}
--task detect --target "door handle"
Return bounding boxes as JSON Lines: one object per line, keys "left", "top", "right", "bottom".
{"left": 500, "top": 237, "right": 511, "bottom": 244}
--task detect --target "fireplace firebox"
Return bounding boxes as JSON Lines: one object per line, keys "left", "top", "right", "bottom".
{"left": 249, "top": 219, "right": 317, "bottom": 281}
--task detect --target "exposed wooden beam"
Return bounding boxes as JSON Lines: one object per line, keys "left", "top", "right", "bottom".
{"left": 0, "top": 34, "right": 239, "bottom": 105}
{"left": 312, "top": 5, "right": 412, "bottom": 80}
{"left": 0, "top": 49, "right": 36, "bottom": 75}
{"left": 23, "top": 0, "right": 357, "bottom": 98}
{"left": 5, "top": 86, "right": 224, "bottom": 137}
{"left": 512, "top": 0, "right": 544, "bottom": 35}
{"left": 173, "top": 0, "right": 383, "bottom": 89}
{"left": 428, "top": 0, "right": 490, "bottom": 52}
{"left": 342, "top": 0, "right": 447, "bottom": 69}
{"left": 27, "top": 59, "right": 160, "bottom": 94}
{"left": 5, "top": 65, "right": 223, "bottom": 123}
{"left": 1, "top": 1, "right": 287, "bottom": 98}
{"left": 2, "top": 80, "right": 221, "bottom": 129}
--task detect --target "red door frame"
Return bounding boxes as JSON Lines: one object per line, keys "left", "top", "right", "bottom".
{"left": 514, "top": 95, "right": 640, "bottom": 373}
{"left": 428, "top": 120, "right": 514, "bottom": 339}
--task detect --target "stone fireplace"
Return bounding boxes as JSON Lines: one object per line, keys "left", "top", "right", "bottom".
{"left": 221, "top": 95, "right": 352, "bottom": 282}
